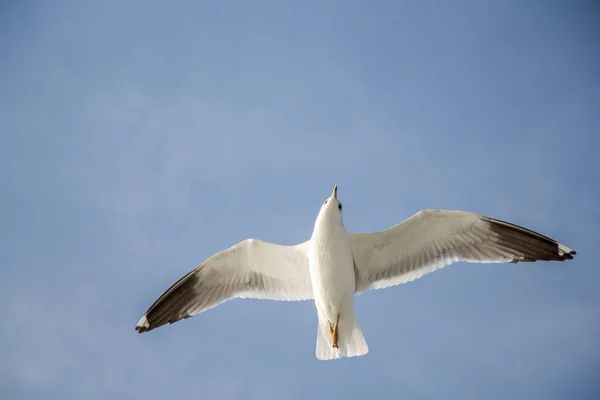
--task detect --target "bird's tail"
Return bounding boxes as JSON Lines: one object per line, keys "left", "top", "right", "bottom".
{"left": 316, "top": 309, "right": 368, "bottom": 360}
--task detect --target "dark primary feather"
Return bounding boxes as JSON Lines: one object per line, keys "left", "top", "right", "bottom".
{"left": 485, "top": 216, "right": 575, "bottom": 262}
{"left": 135, "top": 270, "right": 200, "bottom": 333}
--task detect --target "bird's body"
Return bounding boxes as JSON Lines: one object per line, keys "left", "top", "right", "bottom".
{"left": 308, "top": 186, "right": 367, "bottom": 359}
{"left": 135, "top": 185, "right": 576, "bottom": 361}
{"left": 309, "top": 187, "right": 354, "bottom": 323}
{"left": 309, "top": 210, "right": 354, "bottom": 324}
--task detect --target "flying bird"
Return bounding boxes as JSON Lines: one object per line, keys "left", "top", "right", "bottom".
{"left": 135, "top": 186, "right": 576, "bottom": 360}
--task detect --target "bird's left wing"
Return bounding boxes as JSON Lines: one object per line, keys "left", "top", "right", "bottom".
{"left": 350, "top": 209, "right": 576, "bottom": 293}
{"left": 136, "top": 239, "right": 312, "bottom": 333}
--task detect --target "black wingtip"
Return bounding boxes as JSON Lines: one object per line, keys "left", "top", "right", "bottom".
{"left": 558, "top": 245, "right": 577, "bottom": 261}
{"left": 563, "top": 249, "right": 576, "bottom": 260}
{"left": 135, "top": 315, "right": 153, "bottom": 334}
{"left": 135, "top": 325, "right": 151, "bottom": 334}
{"left": 485, "top": 216, "right": 577, "bottom": 263}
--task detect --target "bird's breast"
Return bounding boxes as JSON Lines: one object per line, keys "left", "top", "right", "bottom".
{"left": 308, "top": 228, "right": 355, "bottom": 315}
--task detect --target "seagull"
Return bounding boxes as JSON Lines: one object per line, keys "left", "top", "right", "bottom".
{"left": 135, "top": 185, "right": 576, "bottom": 360}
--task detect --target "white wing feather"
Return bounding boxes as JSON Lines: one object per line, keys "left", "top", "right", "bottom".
{"left": 136, "top": 238, "right": 312, "bottom": 333}
{"left": 350, "top": 209, "right": 575, "bottom": 293}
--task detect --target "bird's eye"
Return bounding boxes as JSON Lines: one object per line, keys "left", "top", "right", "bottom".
{"left": 324, "top": 200, "right": 328, "bottom": 205}
{"left": 338, "top": 203, "right": 342, "bottom": 211}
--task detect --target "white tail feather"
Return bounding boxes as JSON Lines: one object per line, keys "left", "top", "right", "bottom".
{"left": 316, "top": 310, "right": 368, "bottom": 360}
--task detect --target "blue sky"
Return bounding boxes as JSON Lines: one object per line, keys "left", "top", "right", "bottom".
{"left": 1, "top": 1, "right": 599, "bottom": 399}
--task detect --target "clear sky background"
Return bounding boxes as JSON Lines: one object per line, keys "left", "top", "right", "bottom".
{"left": 1, "top": 1, "right": 599, "bottom": 399}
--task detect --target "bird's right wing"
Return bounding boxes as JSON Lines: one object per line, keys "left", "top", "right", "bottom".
{"left": 350, "top": 209, "right": 576, "bottom": 293}
{"left": 136, "top": 238, "right": 313, "bottom": 333}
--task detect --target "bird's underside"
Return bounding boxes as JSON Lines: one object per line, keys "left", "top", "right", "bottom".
{"left": 135, "top": 208, "right": 575, "bottom": 339}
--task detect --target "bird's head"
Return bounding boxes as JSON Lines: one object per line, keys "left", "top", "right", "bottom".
{"left": 317, "top": 185, "right": 344, "bottom": 225}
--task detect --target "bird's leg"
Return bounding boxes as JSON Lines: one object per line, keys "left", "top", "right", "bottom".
{"left": 328, "top": 314, "right": 340, "bottom": 348}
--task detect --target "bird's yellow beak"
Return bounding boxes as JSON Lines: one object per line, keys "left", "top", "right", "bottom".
{"left": 332, "top": 185, "right": 338, "bottom": 200}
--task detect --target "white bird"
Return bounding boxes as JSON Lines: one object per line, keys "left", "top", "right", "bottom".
{"left": 135, "top": 185, "right": 576, "bottom": 360}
